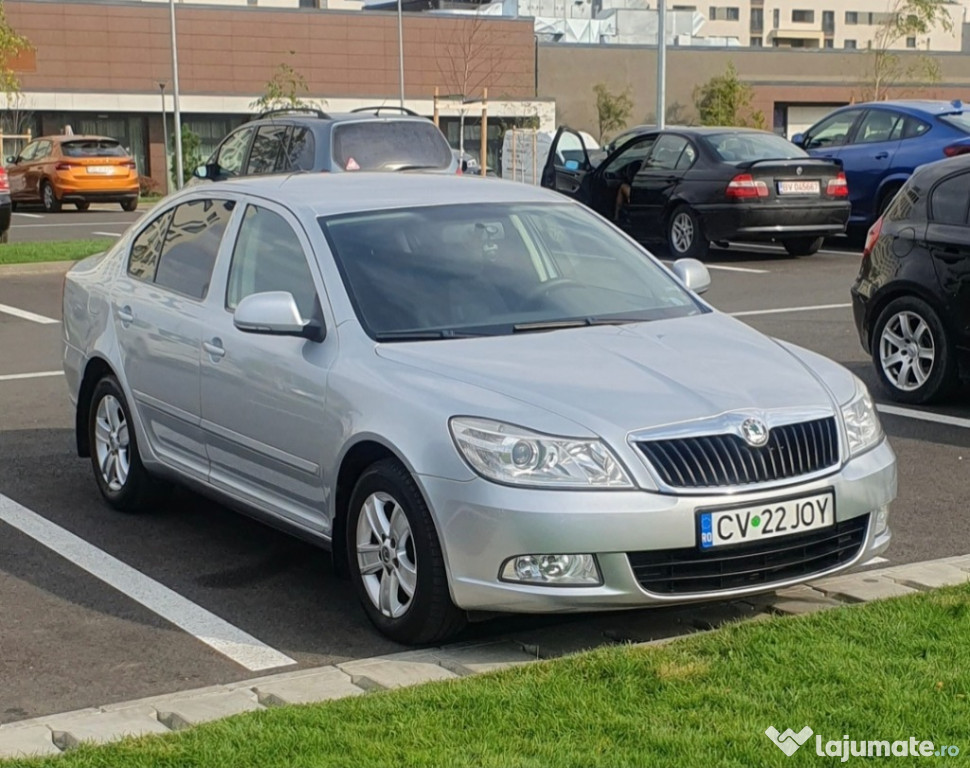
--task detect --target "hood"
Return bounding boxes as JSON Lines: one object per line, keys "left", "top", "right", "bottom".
{"left": 376, "top": 312, "right": 842, "bottom": 437}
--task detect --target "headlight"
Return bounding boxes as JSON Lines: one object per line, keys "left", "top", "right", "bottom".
{"left": 449, "top": 417, "right": 634, "bottom": 489}
{"left": 841, "top": 380, "right": 884, "bottom": 458}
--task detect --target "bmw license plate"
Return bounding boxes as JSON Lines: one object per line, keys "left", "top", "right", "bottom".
{"left": 86, "top": 166, "right": 115, "bottom": 175}
{"left": 698, "top": 490, "right": 834, "bottom": 549}
{"left": 777, "top": 180, "right": 820, "bottom": 195}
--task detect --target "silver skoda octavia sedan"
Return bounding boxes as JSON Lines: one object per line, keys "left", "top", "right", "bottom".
{"left": 62, "top": 173, "right": 895, "bottom": 644}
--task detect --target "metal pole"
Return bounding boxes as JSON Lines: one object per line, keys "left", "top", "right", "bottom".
{"left": 170, "top": 0, "right": 184, "bottom": 190}
{"left": 480, "top": 88, "right": 487, "bottom": 177}
{"left": 397, "top": 0, "right": 405, "bottom": 109}
{"left": 656, "top": 0, "right": 666, "bottom": 129}
{"left": 159, "top": 82, "right": 170, "bottom": 195}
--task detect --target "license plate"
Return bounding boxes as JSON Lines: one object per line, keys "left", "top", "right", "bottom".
{"left": 777, "top": 180, "right": 820, "bottom": 195}
{"left": 698, "top": 491, "right": 834, "bottom": 549}
{"left": 86, "top": 166, "right": 115, "bottom": 175}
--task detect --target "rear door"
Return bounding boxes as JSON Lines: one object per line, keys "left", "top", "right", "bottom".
{"left": 540, "top": 127, "right": 592, "bottom": 199}
{"left": 632, "top": 134, "right": 696, "bottom": 237}
{"left": 838, "top": 109, "right": 904, "bottom": 221}
{"left": 925, "top": 169, "right": 970, "bottom": 345}
{"left": 245, "top": 123, "right": 290, "bottom": 175}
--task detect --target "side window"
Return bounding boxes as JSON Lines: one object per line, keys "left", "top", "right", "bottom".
{"left": 675, "top": 142, "right": 698, "bottom": 170}
{"left": 804, "top": 110, "right": 862, "bottom": 149}
{"left": 285, "top": 126, "right": 316, "bottom": 171}
{"left": 645, "top": 135, "right": 690, "bottom": 171}
{"left": 930, "top": 173, "right": 970, "bottom": 226}
{"left": 154, "top": 199, "right": 235, "bottom": 299}
{"left": 128, "top": 209, "right": 175, "bottom": 281}
{"left": 226, "top": 205, "right": 318, "bottom": 320}
{"left": 216, "top": 126, "right": 255, "bottom": 177}
{"left": 899, "top": 116, "right": 931, "bottom": 140}
{"left": 603, "top": 136, "right": 656, "bottom": 177}
{"left": 33, "top": 141, "right": 52, "bottom": 160}
{"left": 18, "top": 142, "right": 38, "bottom": 161}
{"left": 856, "top": 110, "right": 902, "bottom": 144}
{"left": 246, "top": 124, "right": 288, "bottom": 175}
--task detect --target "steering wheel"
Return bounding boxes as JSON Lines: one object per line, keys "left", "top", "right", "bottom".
{"left": 523, "top": 278, "right": 583, "bottom": 304}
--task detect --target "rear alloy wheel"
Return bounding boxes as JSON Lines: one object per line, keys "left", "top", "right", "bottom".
{"left": 783, "top": 236, "right": 824, "bottom": 257}
{"left": 872, "top": 297, "right": 954, "bottom": 404}
{"left": 41, "top": 181, "right": 61, "bottom": 213}
{"left": 347, "top": 458, "right": 465, "bottom": 645}
{"left": 121, "top": 198, "right": 138, "bottom": 212}
{"left": 667, "top": 205, "right": 709, "bottom": 260}
{"left": 75, "top": 201, "right": 90, "bottom": 212}
{"left": 88, "top": 375, "right": 166, "bottom": 512}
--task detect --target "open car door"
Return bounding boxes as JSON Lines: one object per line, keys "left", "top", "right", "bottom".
{"left": 540, "top": 127, "right": 593, "bottom": 200}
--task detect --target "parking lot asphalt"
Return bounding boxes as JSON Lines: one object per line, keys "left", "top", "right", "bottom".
{"left": 9, "top": 206, "right": 145, "bottom": 243}
{"left": 1, "top": 242, "right": 968, "bottom": 724}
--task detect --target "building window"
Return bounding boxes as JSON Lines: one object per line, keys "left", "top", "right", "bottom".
{"left": 906, "top": 36, "right": 917, "bottom": 48}
{"left": 845, "top": 39, "right": 857, "bottom": 49}
{"left": 824, "top": 38, "right": 834, "bottom": 48}
{"left": 726, "top": 7, "right": 739, "bottom": 20}
{"left": 751, "top": 36, "right": 763, "bottom": 46}
{"left": 772, "top": 8, "right": 779, "bottom": 27}
{"left": 750, "top": 7, "right": 763, "bottom": 31}
{"left": 822, "top": 10, "right": 834, "bottom": 32}
{"left": 791, "top": 9, "right": 814, "bottom": 23}
{"left": 708, "top": 6, "right": 740, "bottom": 21}
{"left": 845, "top": 11, "right": 858, "bottom": 24}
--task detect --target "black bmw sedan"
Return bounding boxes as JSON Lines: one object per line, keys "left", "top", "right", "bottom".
{"left": 852, "top": 154, "right": 970, "bottom": 404}
{"left": 541, "top": 126, "right": 851, "bottom": 258}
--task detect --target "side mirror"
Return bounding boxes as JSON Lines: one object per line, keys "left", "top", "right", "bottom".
{"left": 564, "top": 159, "right": 580, "bottom": 171}
{"left": 233, "top": 291, "right": 325, "bottom": 342}
{"left": 791, "top": 133, "right": 805, "bottom": 147}
{"left": 671, "top": 258, "right": 711, "bottom": 295}
{"left": 5, "top": 155, "right": 16, "bottom": 164}
{"left": 193, "top": 165, "right": 208, "bottom": 179}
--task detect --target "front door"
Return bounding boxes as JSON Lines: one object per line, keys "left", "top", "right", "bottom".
{"left": 925, "top": 169, "right": 970, "bottom": 348}
{"left": 200, "top": 202, "right": 335, "bottom": 530}
{"left": 586, "top": 133, "right": 658, "bottom": 232}
{"left": 540, "top": 127, "right": 592, "bottom": 200}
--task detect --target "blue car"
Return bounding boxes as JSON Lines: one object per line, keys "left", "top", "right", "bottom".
{"left": 793, "top": 100, "right": 970, "bottom": 232}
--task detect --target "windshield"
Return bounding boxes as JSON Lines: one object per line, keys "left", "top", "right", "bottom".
{"left": 320, "top": 203, "right": 704, "bottom": 340}
{"left": 61, "top": 140, "right": 127, "bottom": 158}
{"left": 332, "top": 121, "right": 454, "bottom": 171}
{"left": 703, "top": 132, "right": 807, "bottom": 163}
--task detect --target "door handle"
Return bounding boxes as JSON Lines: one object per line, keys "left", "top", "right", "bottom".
{"left": 203, "top": 338, "right": 226, "bottom": 359}
{"left": 116, "top": 305, "right": 134, "bottom": 325}
{"left": 874, "top": 152, "right": 890, "bottom": 160}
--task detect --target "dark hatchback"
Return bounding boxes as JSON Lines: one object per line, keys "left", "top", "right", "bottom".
{"left": 191, "top": 106, "right": 458, "bottom": 183}
{"left": 852, "top": 154, "right": 970, "bottom": 404}
{"left": 542, "top": 126, "right": 850, "bottom": 258}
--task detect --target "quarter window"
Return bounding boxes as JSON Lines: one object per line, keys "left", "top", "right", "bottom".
{"left": 129, "top": 210, "right": 174, "bottom": 281}
{"left": 226, "top": 205, "right": 318, "bottom": 320}
{"left": 215, "top": 126, "right": 255, "bottom": 177}
{"left": 930, "top": 173, "right": 970, "bottom": 226}
{"left": 154, "top": 199, "right": 235, "bottom": 299}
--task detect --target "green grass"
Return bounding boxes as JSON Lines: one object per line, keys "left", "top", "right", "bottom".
{"left": 7, "top": 585, "right": 970, "bottom": 768}
{"left": 0, "top": 239, "right": 113, "bottom": 266}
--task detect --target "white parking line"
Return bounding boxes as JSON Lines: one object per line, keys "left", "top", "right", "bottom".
{"left": 732, "top": 242, "right": 859, "bottom": 258}
{"left": 0, "top": 370, "right": 63, "bottom": 382}
{"left": 12, "top": 212, "right": 43, "bottom": 219}
{"left": 730, "top": 303, "right": 851, "bottom": 317}
{"left": 0, "top": 303, "right": 60, "bottom": 324}
{"left": 91, "top": 231, "right": 122, "bottom": 237}
{"left": 876, "top": 404, "right": 970, "bottom": 430}
{"left": 0, "top": 493, "right": 297, "bottom": 672}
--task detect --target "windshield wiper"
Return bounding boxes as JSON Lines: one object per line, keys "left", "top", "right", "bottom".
{"left": 373, "top": 329, "right": 487, "bottom": 341}
{"left": 513, "top": 317, "right": 647, "bottom": 333}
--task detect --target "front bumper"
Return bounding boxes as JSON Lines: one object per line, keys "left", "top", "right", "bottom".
{"left": 422, "top": 438, "right": 895, "bottom": 613}
{"left": 697, "top": 201, "right": 851, "bottom": 242}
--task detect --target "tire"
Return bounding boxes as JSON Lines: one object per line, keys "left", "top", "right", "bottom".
{"left": 41, "top": 181, "right": 61, "bottom": 213}
{"left": 10, "top": 200, "right": 17, "bottom": 212}
{"left": 871, "top": 296, "right": 955, "bottom": 404}
{"left": 121, "top": 198, "right": 138, "bottom": 212}
{"left": 346, "top": 458, "right": 466, "bottom": 645}
{"left": 877, "top": 184, "right": 902, "bottom": 218}
{"left": 75, "top": 201, "right": 90, "bottom": 212}
{"left": 783, "top": 236, "right": 824, "bottom": 257}
{"left": 666, "top": 205, "right": 709, "bottom": 260}
{"left": 87, "top": 375, "right": 167, "bottom": 512}
{"left": 0, "top": 229, "right": 8, "bottom": 244}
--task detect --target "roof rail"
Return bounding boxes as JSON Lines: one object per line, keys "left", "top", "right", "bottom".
{"left": 350, "top": 105, "right": 421, "bottom": 117}
{"left": 258, "top": 107, "right": 331, "bottom": 120}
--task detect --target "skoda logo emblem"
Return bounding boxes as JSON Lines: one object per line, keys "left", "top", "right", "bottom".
{"left": 796, "top": 166, "right": 804, "bottom": 176}
{"left": 741, "top": 418, "right": 770, "bottom": 447}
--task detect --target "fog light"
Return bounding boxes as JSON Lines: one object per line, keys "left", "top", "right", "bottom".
{"left": 500, "top": 554, "right": 601, "bottom": 586}
{"left": 874, "top": 505, "right": 889, "bottom": 535}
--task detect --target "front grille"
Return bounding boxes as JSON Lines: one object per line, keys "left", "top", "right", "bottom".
{"left": 637, "top": 417, "right": 839, "bottom": 489}
{"left": 628, "top": 514, "right": 868, "bottom": 595}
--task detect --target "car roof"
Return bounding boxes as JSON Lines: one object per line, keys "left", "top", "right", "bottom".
{"left": 839, "top": 100, "right": 967, "bottom": 116}
{"left": 911, "top": 152, "right": 970, "bottom": 181}
{"left": 248, "top": 112, "right": 434, "bottom": 127}
{"left": 192, "top": 172, "right": 564, "bottom": 216}
{"left": 620, "top": 125, "right": 777, "bottom": 137}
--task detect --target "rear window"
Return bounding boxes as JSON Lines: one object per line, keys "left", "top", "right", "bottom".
{"left": 884, "top": 178, "right": 923, "bottom": 222}
{"left": 331, "top": 120, "right": 453, "bottom": 171}
{"left": 939, "top": 113, "right": 970, "bottom": 134}
{"left": 61, "top": 140, "right": 127, "bottom": 158}
{"left": 704, "top": 133, "right": 807, "bottom": 163}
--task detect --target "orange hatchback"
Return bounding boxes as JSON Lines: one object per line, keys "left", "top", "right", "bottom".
{"left": 7, "top": 135, "right": 139, "bottom": 212}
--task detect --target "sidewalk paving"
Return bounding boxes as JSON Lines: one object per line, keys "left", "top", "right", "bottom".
{"left": 3, "top": 555, "right": 969, "bottom": 759}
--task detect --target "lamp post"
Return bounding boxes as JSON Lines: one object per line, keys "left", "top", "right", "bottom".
{"left": 397, "top": 0, "right": 405, "bottom": 109}
{"left": 656, "top": 0, "right": 666, "bottom": 129}
{"left": 158, "top": 81, "right": 170, "bottom": 195}
{"left": 169, "top": 0, "right": 185, "bottom": 189}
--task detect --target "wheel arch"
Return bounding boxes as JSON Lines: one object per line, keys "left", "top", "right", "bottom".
{"left": 866, "top": 281, "right": 950, "bottom": 350}
{"left": 75, "top": 356, "right": 118, "bottom": 457}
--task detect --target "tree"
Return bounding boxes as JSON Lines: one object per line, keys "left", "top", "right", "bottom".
{"left": 435, "top": 11, "right": 505, "bottom": 158}
{"left": 171, "top": 125, "right": 203, "bottom": 188}
{"left": 0, "top": 2, "right": 30, "bottom": 98}
{"left": 250, "top": 60, "right": 316, "bottom": 114}
{"left": 693, "top": 62, "right": 765, "bottom": 128}
{"left": 859, "top": 0, "right": 953, "bottom": 101}
{"left": 593, "top": 83, "right": 633, "bottom": 142}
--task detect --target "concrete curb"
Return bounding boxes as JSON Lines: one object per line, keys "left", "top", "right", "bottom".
{"left": 0, "top": 260, "right": 75, "bottom": 277}
{"left": 3, "top": 555, "right": 969, "bottom": 759}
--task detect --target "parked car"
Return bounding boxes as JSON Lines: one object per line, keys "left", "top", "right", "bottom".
{"left": 542, "top": 126, "right": 851, "bottom": 258}
{"left": 852, "top": 154, "right": 970, "bottom": 404}
{"left": 63, "top": 173, "right": 895, "bottom": 644}
{"left": 191, "top": 106, "right": 458, "bottom": 183}
{"left": 6, "top": 135, "right": 139, "bottom": 212}
{"left": 794, "top": 100, "right": 970, "bottom": 233}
